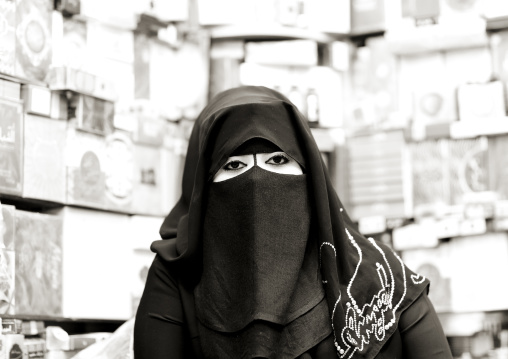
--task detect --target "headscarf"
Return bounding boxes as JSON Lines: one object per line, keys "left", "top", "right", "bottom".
{"left": 151, "top": 86, "right": 429, "bottom": 359}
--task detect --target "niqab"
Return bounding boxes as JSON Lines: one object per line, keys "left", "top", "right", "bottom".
{"left": 151, "top": 86, "right": 429, "bottom": 359}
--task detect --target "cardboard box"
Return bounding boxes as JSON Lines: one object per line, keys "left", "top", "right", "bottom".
{"left": 0, "top": 98, "right": 23, "bottom": 196}
{"left": 397, "top": 52, "right": 450, "bottom": 123}
{"left": 23, "top": 114, "right": 66, "bottom": 203}
{"left": 3, "top": 334, "right": 24, "bottom": 359}
{"left": 0, "top": 79, "right": 21, "bottom": 101}
{"left": 457, "top": 81, "right": 506, "bottom": 121}
{"left": 103, "top": 132, "right": 134, "bottom": 213}
{"left": 448, "top": 137, "right": 489, "bottom": 205}
{"left": 488, "top": 135, "right": 508, "bottom": 200}
{"left": 15, "top": 0, "right": 52, "bottom": 83}
{"left": 14, "top": 210, "right": 63, "bottom": 316}
{"left": 49, "top": 207, "right": 131, "bottom": 320}
{"left": 20, "top": 85, "right": 51, "bottom": 117}
{"left": 0, "top": 204, "right": 15, "bottom": 315}
{"left": 351, "top": 0, "right": 386, "bottom": 34}
{"left": 411, "top": 140, "right": 450, "bottom": 216}
{"left": 68, "top": 93, "right": 115, "bottom": 136}
{"left": 0, "top": 0, "right": 16, "bottom": 76}
{"left": 52, "top": 15, "right": 87, "bottom": 70}
{"left": 403, "top": 233, "right": 508, "bottom": 312}
{"left": 305, "top": 0, "right": 350, "bottom": 34}
{"left": 132, "top": 144, "right": 163, "bottom": 216}
{"left": 65, "top": 128, "right": 106, "bottom": 209}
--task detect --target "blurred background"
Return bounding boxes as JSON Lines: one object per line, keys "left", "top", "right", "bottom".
{"left": 1, "top": 0, "right": 508, "bottom": 357}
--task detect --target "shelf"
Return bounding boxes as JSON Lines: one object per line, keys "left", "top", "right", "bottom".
{"left": 487, "top": 16, "right": 508, "bottom": 31}
{"left": 449, "top": 118, "right": 508, "bottom": 139}
{"left": 209, "top": 24, "right": 340, "bottom": 44}
{"left": 385, "top": 20, "right": 488, "bottom": 55}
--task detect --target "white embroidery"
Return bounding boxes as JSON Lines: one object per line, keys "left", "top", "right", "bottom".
{"left": 410, "top": 274, "right": 426, "bottom": 285}
{"left": 319, "top": 242, "right": 336, "bottom": 284}
{"left": 332, "top": 231, "right": 408, "bottom": 359}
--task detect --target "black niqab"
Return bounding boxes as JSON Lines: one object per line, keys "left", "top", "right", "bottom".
{"left": 151, "top": 86, "right": 429, "bottom": 359}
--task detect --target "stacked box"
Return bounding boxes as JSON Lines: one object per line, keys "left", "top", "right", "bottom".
{"left": 351, "top": 0, "right": 386, "bottom": 34}
{"left": 411, "top": 140, "right": 449, "bottom": 216}
{"left": 14, "top": 210, "right": 62, "bottom": 316}
{"left": 457, "top": 81, "right": 506, "bottom": 121}
{"left": 0, "top": 0, "right": 16, "bottom": 76}
{"left": 448, "top": 137, "right": 489, "bottom": 205}
{"left": 347, "top": 131, "right": 412, "bottom": 220}
{"left": 132, "top": 144, "right": 164, "bottom": 216}
{"left": 23, "top": 114, "right": 66, "bottom": 203}
{"left": 488, "top": 135, "right": 508, "bottom": 200}
{"left": 15, "top": 0, "right": 53, "bottom": 83}
{"left": 65, "top": 127, "right": 107, "bottom": 209}
{"left": 490, "top": 30, "right": 508, "bottom": 111}
{"left": 0, "top": 204, "right": 15, "bottom": 315}
{"left": 402, "top": 233, "right": 508, "bottom": 313}
{"left": 103, "top": 132, "right": 134, "bottom": 213}
{"left": 50, "top": 207, "right": 131, "bottom": 320}
{"left": 51, "top": 15, "right": 87, "bottom": 70}
{"left": 0, "top": 79, "right": 21, "bottom": 101}
{"left": 68, "top": 93, "right": 115, "bottom": 136}
{"left": 0, "top": 98, "right": 23, "bottom": 196}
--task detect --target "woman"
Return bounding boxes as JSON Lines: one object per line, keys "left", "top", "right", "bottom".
{"left": 134, "top": 86, "right": 453, "bottom": 358}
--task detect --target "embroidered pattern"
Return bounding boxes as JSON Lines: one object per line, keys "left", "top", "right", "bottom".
{"left": 319, "top": 242, "right": 336, "bottom": 284}
{"left": 410, "top": 273, "right": 426, "bottom": 285}
{"left": 333, "top": 230, "right": 408, "bottom": 359}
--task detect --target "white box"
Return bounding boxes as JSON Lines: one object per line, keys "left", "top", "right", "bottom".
{"left": 50, "top": 207, "right": 131, "bottom": 320}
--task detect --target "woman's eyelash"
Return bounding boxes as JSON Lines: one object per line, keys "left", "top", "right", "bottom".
{"left": 223, "top": 160, "right": 246, "bottom": 171}
{"left": 266, "top": 154, "right": 290, "bottom": 165}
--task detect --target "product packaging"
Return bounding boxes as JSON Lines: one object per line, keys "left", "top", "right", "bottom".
{"left": 0, "top": 98, "right": 23, "bottom": 196}
{"left": 2, "top": 334, "right": 24, "bottom": 359}
{"left": 23, "top": 114, "right": 66, "bottom": 203}
{"left": 103, "top": 132, "right": 134, "bottom": 213}
{"left": 49, "top": 207, "right": 131, "bottom": 320}
{"left": 20, "top": 84, "right": 51, "bottom": 117}
{"left": 403, "top": 233, "right": 508, "bottom": 312}
{"left": 15, "top": 0, "right": 52, "bottom": 83}
{"left": 457, "top": 81, "right": 506, "bottom": 121}
{"left": 14, "top": 210, "right": 63, "bottom": 316}
{"left": 411, "top": 139, "right": 449, "bottom": 217}
{"left": 0, "top": 79, "right": 21, "bottom": 101}
{"left": 448, "top": 137, "right": 489, "bottom": 206}
{"left": 131, "top": 144, "right": 164, "bottom": 216}
{"left": 65, "top": 127, "right": 107, "bottom": 209}
{"left": 68, "top": 93, "right": 115, "bottom": 136}
{"left": 0, "top": 0, "right": 16, "bottom": 76}
{"left": 348, "top": 131, "right": 412, "bottom": 219}
{"left": 488, "top": 135, "right": 508, "bottom": 200}
{"left": 0, "top": 204, "right": 15, "bottom": 315}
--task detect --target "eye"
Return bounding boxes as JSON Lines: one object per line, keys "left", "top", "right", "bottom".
{"left": 223, "top": 160, "right": 247, "bottom": 171}
{"left": 265, "top": 154, "right": 290, "bottom": 166}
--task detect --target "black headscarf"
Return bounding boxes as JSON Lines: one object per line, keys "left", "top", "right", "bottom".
{"left": 151, "top": 86, "right": 429, "bottom": 359}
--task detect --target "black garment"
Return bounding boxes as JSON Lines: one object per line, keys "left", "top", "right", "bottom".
{"left": 137, "top": 86, "right": 451, "bottom": 358}
{"left": 134, "top": 255, "right": 453, "bottom": 358}
{"left": 196, "top": 165, "right": 329, "bottom": 357}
